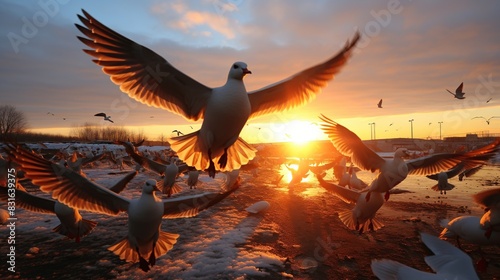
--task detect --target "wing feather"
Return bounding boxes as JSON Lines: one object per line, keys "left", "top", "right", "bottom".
{"left": 76, "top": 9, "right": 212, "bottom": 121}
{"left": 248, "top": 32, "right": 360, "bottom": 119}
{"left": 319, "top": 114, "right": 385, "bottom": 172}
{"left": 5, "top": 144, "right": 130, "bottom": 215}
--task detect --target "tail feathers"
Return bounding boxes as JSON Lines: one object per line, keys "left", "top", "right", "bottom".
{"left": 163, "top": 183, "right": 183, "bottom": 196}
{"left": 170, "top": 133, "right": 256, "bottom": 172}
{"left": 431, "top": 184, "right": 455, "bottom": 191}
{"left": 108, "top": 238, "right": 139, "bottom": 263}
{"left": 338, "top": 210, "right": 357, "bottom": 230}
{"left": 154, "top": 231, "right": 180, "bottom": 259}
{"left": 338, "top": 210, "right": 384, "bottom": 232}
{"left": 52, "top": 219, "right": 97, "bottom": 241}
{"left": 108, "top": 232, "right": 180, "bottom": 263}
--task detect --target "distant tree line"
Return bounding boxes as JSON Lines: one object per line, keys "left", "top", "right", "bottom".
{"left": 0, "top": 105, "right": 147, "bottom": 143}
{"left": 69, "top": 122, "right": 146, "bottom": 143}
{"left": 0, "top": 105, "right": 28, "bottom": 140}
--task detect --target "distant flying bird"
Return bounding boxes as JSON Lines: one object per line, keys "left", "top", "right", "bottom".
{"left": 446, "top": 82, "right": 466, "bottom": 99}
{"left": 172, "top": 129, "right": 184, "bottom": 136}
{"left": 377, "top": 99, "right": 383, "bottom": 108}
{"left": 471, "top": 116, "right": 500, "bottom": 125}
{"left": 319, "top": 114, "right": 500, "bottom": 202}
{"left": 486, "top": 97, "right": 492, "bottom": 103}
{"left": 94, "top": 112, "right": 114, "bottom": 123}
{"left": 75, "top": 9, "right": 360, "bottom": 178}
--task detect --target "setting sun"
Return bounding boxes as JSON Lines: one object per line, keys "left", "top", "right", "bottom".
{"left": 283, "top": 120, "right": 324, "bottom": 145}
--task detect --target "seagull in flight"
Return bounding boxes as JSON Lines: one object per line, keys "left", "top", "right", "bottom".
{"left": 319, "top": 114, "right": 500, "bottom": 202}
{"left": 172, "top": 129, "right": 184, "bottom": 136}
{"left": 75, "top": 10, "right": 360, "bottom": 178}
{"left": 377, "top": 99, "right": 383, "bottom": 108}
{"left": 471, "top": 116, "right": 500, "bottom": 125}
{"left": 94, "top": 112, "right": 114, "bottom": 123}
{"left": 446, "top": 82, "right": 466, "bottom": 99}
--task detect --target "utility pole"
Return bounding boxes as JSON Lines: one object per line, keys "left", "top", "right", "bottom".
{"left": 409, "top": 119, "right": 414, "bottom": 139}
{"left": 369, "top": 122, "right": 375, "bottom": 140}
{"left": 438, "top": 121, "right": 443, "bottom": 140}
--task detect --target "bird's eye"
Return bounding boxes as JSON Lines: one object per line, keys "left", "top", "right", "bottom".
{"left": 233, "top": 64, "right": 239, "bottom": 69}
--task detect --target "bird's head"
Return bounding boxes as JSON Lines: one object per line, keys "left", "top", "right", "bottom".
{"left": 144, "top": 179, "right": 161, "bottom": 193}
{"left": 394, "top": 148, "right": 410, "bottom": 159}
{"left": 229, "top": 61, "right": 252, "bottom": 80}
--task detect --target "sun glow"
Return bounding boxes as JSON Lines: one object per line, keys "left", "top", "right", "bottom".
{"left": 283, "top": 120, "right": 324, "bottom": 145}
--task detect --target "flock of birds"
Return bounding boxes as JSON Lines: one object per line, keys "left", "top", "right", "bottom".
{"left": 1, "top": 8, "right": 499, "bottom": 278}
{"left": 0, "top": 143, "right": 242, "bottom": 272}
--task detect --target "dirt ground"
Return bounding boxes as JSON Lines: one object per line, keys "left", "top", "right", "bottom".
{"left": 240, "top": 161, "right": 500, "bottom": 280}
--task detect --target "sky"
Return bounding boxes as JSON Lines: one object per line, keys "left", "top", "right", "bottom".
{"left": 1, "top": 0, "right": 500, "bottom": 143}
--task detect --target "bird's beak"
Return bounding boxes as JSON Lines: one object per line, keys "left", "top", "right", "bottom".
{"left": 153, "top": 185, "right": 161, "bottom": 192}
{"left": 243, "top": 68, "right": 252, "bottom": 75}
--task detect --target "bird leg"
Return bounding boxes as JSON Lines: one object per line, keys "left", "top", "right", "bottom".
{"left": 384, "top": 191, "right": 390, "bottom": 201}
{"left": 217, "top": 147, "right": 228, "bottom": 169}
{"left": 149, "top": 241, "right": 156, "bottom": 267}
{"left": 136, "top": 246, "right": 150, "bottom": 272}
{"left": 484, "top": 227, "right": 493, "bottom": 239}
{"left": 207, "top": 149, "right": 216, "bottom": 178}
{"left": 475, "top": 246, "right": 488, "bottom": 273}
{"left": 365, "top": 191, "right": 371, "bottom": 202}
{"left": 368, "top": 220, "right": 375, "bottom": 232}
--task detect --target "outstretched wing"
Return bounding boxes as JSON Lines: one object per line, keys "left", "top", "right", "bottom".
{"left": 316, "top": 175, "right": 360, "bottom": 204}
{"left": 407, "top": 138, "right": 500, "bottom": 176}
{"left": 248, "top": 32, "right": 360, "bottom": 119}
{"left": 319, "top": 114, "right": 385, "bottom": 172}
{"left": 76, "top": 9, "right": 212, "bottom": 121}
{"left": 5, "top": 144, "right": 130, "bottom": 215}
{"left": 0, "top": 185, "right": 55, "bottom": 214}
{"left": 456, "top": 82, "right": 464, "bottom": 94}
{"left": 162, "top": 184, "right": 239, "bottom": 218}
{"left": 472, "top": 188, "right": 500, "bottom": 208}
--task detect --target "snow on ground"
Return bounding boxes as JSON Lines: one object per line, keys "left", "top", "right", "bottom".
{"left": 0, "top": 158, "right": 285, "bottom": 279}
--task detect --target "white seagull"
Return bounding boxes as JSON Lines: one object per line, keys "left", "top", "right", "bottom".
{"left": 426, "top": 163, "right": 464, "bottom": 194}
{"left": 186, "top": 169, "right": 201, "bottom": 189}
{"left": 319, "top": 114, "right": 500, "bottom": 202}
{"left": 471, "top": 116, "right": 500, "bottom": 125}
{"left": 472, "top": 187, "right": 500, "bottom": 239}
{"left": 446, "top": 82, "right": 466, "bottom": 99}
{"left": 6, "top": 144, "right": 239, "bottom": 272}
{"left": 75, "top": 10, "right": 360, "bottom": 177}
{"left": 94, "top": 112, "right": 114, "bottom": 123}
{"left": 371, "top": 232, "right": 479, "bottom": 280}
{"left": 162, "top": 157, "right": 181, "bottom": 197}
{"left": 316, "top": 175, "right": 384, "bottom": 233}
{"left": 0, "top": 171, "right": 137, "bottom": 242}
